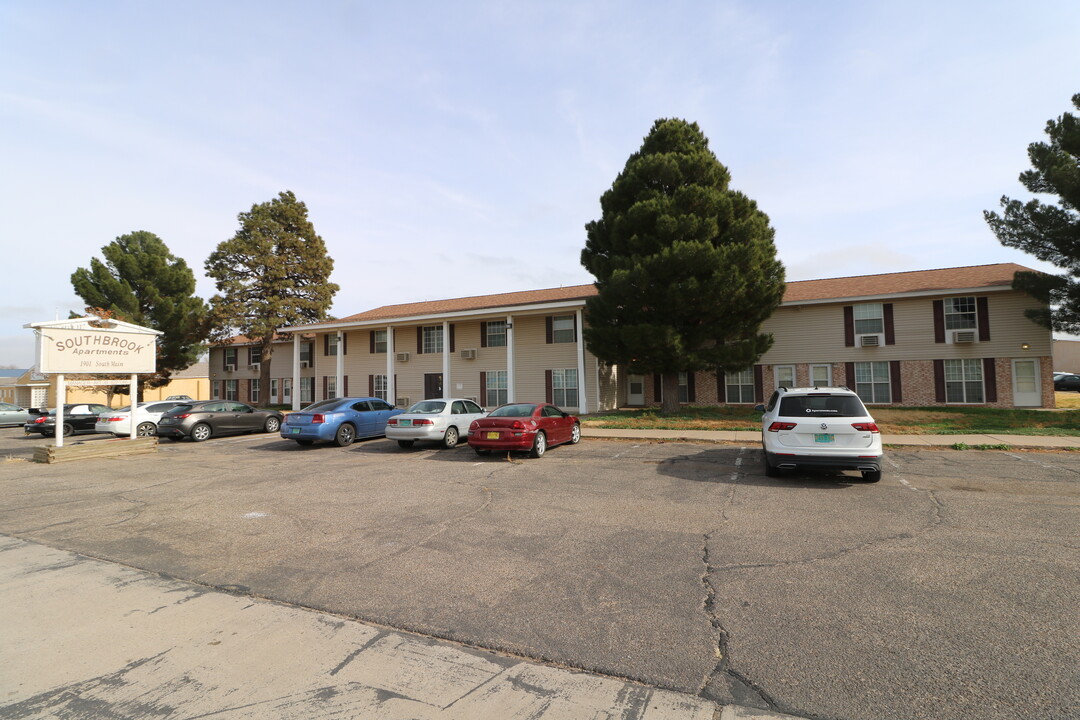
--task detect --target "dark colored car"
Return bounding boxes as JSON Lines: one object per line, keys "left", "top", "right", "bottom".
{"left": 280, "top": 397, "right": 402, "bottom": 447}
{"left": 467, "top": 402, "right": 580, "bottom": 458}
{"left": 24, "top": 404, "right": 111, "bottom": 436}
{"left": 156, "top": 400, "right": 283, "bottom": 442}
{"left": 1053, "top": 374, "right": 1080, "bottom": 392}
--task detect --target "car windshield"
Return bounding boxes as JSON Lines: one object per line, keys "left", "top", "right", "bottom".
{"left": 407, "top": 401, "right": 446, "bottom": 414}
{"left": 779, "top": 394, "right": 868, "bottom": 418}
{"left": 301, "top": 399, "right": 345, "bottom": 412}
{"left": 489, "top": 404, "right": 537, "bottom": 418}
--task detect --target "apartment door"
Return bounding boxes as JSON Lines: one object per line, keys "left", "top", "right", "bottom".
{"left": 627, "top": 374, "right": 645, "bottom": 405}
{"left": 424, "top": 373, "right": 444, "bottom": 400}
{"left": 1011, "top": 359, "right": 1041, "bottom": 407}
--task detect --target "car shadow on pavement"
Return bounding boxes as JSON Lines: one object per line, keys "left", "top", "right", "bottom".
{"left": 656, "top": 447, "right": 868, "bottom": 489}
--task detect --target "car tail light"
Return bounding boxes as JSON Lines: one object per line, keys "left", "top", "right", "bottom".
{"left": 767, "top": 421, "right": 797, "bottom": 432}
{"left": 851, "top": 422, "right": 880, "bottom": 433}
{"left": 102, "top": 417, "right": 123, "bottom": 422}
{"left": 173, "top": 413, "right": 191, "bottom": 419}
{"left": 311, "top": 414, "right": 325, "bottom": 424}
{"left": 387, "top": 418, "right": 398, "bottom": 425}
{"left": 33, "top": 417, "right": 48, "bottom": 424}
{"left": 510, "top": 421, "right": 525, "bottom": 430}
{"left": 413, "top": 419, "right": 433, "bottom": 426}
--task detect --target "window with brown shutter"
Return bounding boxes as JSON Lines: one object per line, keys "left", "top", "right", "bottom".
{"left": 933, "top": 360, "right": 946, "bottom": 402}
{"left": 983, "top": 358, "right": 997, "bottom": 402}
{"left": 843, "top": 306, "right": 855, "bottom": 347}
{"left": 480, "top": 321, "right": 488, "bottom": 348}
{"left": 884, "top": 304, "right": 895, "bottom": 345}
{"left": 977, "top": 297, "right": 990, "bottom": 341}
{"left": 933, "top": 300, "right": 945, "bottom": 343}
{"left": 890, "top": 360, "right": 902, "bottom": 403}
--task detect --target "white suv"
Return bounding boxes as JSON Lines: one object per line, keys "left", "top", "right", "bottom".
{"left": 756, "top": 386, "right": 883, "bottom": 482}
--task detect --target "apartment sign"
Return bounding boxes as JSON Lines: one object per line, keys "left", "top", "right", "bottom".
{"left": 38, "top": 327, "right": 157, "bottom": 374}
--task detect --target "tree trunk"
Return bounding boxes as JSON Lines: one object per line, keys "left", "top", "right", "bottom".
{"left": 259, "top": 336, "right": 274, "bottom": 408}
{"left": 660, "top": 372, "right": 681, "bottom": 415}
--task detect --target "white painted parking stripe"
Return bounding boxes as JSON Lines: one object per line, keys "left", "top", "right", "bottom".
{"left": 885, "top": 455, "right": 918, "bottom": 490}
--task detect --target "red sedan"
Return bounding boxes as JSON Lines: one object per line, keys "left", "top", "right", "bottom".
{"left": 467, "top": 402, "right": 581, "bottom": 458}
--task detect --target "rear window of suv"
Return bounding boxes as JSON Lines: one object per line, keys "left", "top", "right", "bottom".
{"left": 779, "top": 394, "right": 868, "bottom": 418}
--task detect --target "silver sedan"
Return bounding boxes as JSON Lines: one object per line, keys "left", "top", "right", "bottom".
{"left": 385, "top": 398, "right": 487, "bottom": 449}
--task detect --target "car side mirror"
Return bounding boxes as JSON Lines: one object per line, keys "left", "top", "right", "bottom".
{"left": 754, "top": 404, "right": 766, "bottom": 412}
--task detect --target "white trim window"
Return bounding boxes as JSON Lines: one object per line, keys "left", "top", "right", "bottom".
{"left": 270, "top": 379, "right": 279, "bottom": 403}
{"left": 225, "top": 379, "right": 239, "bottom": 401}
{"left": 774, "top": 365, "right": 796, "bottom": 390}
{"left": 212, "top": 380, "right": 221, "bottom": 399}
{"left": 300, "top": 377, "right": 315, "bottom": 403}
{"left": 944, "top": 297, "right": 977, "bottom": 330}
{"left": 250, "top": 378, "right": 260, "bottom": 403}
{"left": 725, "top": 369, "right": 754, "bottom": 404}
{"left": 249, "top": 346, "right": 262, "bottom": 366}
{"left": 422, "top": 326, "right": 443, "bottom": 354}
{"left": 552, "top": 315, "right": 575, "bottom": 343}
{"left": 373, "top": 330, "right": 387, "bottom": 353}
{"left": 299, "top": 343, "right": 313, "bottom": 367}
{"left": 326, "top": 377, "right": 337, "bottom": 399}
{"left": 945, "top": 359, "right": 984, "bottom": 403}
{"left": 810, "top": 364, "right": 832, "bottom": 387}
{"left": 282, "top": 378, "right": 292, "bottom": 403}
{"left": 373, "top": 374, "right": 388, "bottom": 401}
{"left": 485, "top": 370, "right": 508, "bottom": 407}
{"left": 327, "top": 334, "right": 339, "bottom": 356}
{"left": 223, "top": 347, "right": 237, "bottom": 368}
{"left": 485, "top": 320, "right": 507, "bottom": 347}
{"left": 678, "top": 372, "right": 690, "bottom": 403}
{"left": 855, "top": 361, "right": 891, "bottom": 403}
{"left": 551, "top": 368, "right": 578, "bottom": 407}
{"left": 854, "top": 303, "right": 884, "bottom": 334}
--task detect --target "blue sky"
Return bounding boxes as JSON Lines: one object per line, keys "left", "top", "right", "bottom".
{"left": 2, "top": 1, "right": 1078, "bottom": 367}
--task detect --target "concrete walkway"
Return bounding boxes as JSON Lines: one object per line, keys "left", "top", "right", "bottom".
{"left": 0, "top": 537, "right": 803, "bottom": 720}
{"left": 582, "top": 426, "right": 1080, "bottom": 449}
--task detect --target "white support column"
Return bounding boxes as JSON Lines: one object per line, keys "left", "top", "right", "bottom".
{"left": 292, "top": 334, "right": 301, "bottom": 411}
{"left": 506, "top": 315, "right": 515, "bottom": 403}
{"left": 442, "top": 321, "right": 450, "bottom": 398}
{"left": 576, "top": 308, "right": 587, "bottom": 414}
{"left": 386, "top": 326, "right": 395, "bottom": 405}
{"left": 129, "top": 374, "right": 138, "bottom": 439}
{"left": 336, "top": 330, "right": 344, "bottom": 398}
{"left": 55, "top": 374, "right": 65, "bottom": 448}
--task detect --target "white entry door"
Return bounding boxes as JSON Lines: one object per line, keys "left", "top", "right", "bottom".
{"left": 1011, "top": 359, "right": 1041, "bottom": 407}
{"left": 627, "top": 374, "right": 645, "bottom": 405}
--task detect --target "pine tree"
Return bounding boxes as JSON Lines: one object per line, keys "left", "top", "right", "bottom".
{"left": 70, "top": 231, "right": 208, "bottom": 390}
{"left": 582, "top": 118, "right": 786, "bottom": 413}
{"left": 985, "top": 93, "right": 1080, "bottom": 331}
{"left": 205, "top": 191, "right": 338, "bottom": 406}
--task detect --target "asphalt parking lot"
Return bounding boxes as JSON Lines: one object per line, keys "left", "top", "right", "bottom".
{"left": 0, "top": 427, "right": 1077, "bottom": 720}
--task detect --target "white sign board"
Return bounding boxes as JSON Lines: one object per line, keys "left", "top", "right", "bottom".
{"left": 37, "top": 327, "right": 157, "bottom": 374}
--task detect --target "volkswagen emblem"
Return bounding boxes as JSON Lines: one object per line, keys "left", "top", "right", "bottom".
{"left": 820, "top": 423, "right": 828, "bottom": 430}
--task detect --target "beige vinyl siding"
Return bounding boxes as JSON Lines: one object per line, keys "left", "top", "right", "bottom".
{"left": 760, "top": 291, "right": 1049, "bottom": 364}
{"left": 511, "top": 314, "right": 581, "bottom": 407}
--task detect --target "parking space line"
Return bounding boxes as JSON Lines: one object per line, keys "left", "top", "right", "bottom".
{"left": 885, "top": 455, "right": 918, "bottom": 490}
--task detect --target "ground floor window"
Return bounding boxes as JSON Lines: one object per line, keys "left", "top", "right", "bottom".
{"left": 855, "top": 361, "right": 891, "bottom": 403}
{"left": 552, "top": 368, "right": 578, "bottom": 408}
{"left": 774, "top": 365, "right": 796, "bottom": 389}
{"left": 326, "top": 377, "right": 337, "bottom": 399}
{"left": 282, "top": 378, "right": 292, "bottom": 403}
{"left": 270, "top": 379, "right": 278, "bottom": 402}
{"left": 485, "top": 371, "right": 508, "bottom": 407}
{"left": 225, "top": 379, "right": 238, "bottom": 401}
{"left": 212, "top": 380, "right": 221, "bottom": 399}
{"left": 250, "top": 378, "right": 260, "bottom": 404}
{"left": 300, "top": 377, "right": 314, "bottom": 403}
{"left": 725, "top": 368, "right": 754, "bottom": 404}
{"left": 678, "top": 372, "right": 690, "bottom": 403}
{"left": 810, "top": 364, "right": 831, "bottom": 387}
{"left": 945, "top": 359, "right": 984, "bottom": 403}
{"left": 373, "top": 374, "right": 388, "bottom": 401}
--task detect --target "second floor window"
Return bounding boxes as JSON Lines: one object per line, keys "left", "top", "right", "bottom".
{"left": 249, "top": 346, "right": 262, "bottom": 365}
{"left": 945, "top": 297, "right": 977, "bottom": 330}
{"left": 422, "top": 326, "right": 443, "bottom": 354}
{"left": 224, "top": 347, "right": 237, "bottom": 368}
{"left": 486, "top": 321, "right": 507, "bottom": 347}
{"left": 327, "top": 334, "right": 339, "bottom": 356}
{"left": 373, "top": 330, "right": 387, "bottom": 353}
{"left": 853, "top": 303, "right": 884, "bottom": 335}
{"left": 300, "top": 343, "right": 313, "bottom": 366}
{"left": 552, "top": 315, "right": 575, "bottom": 343}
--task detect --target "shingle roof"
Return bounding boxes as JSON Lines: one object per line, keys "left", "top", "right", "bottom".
{"left": 336, "top": 285, "right": 599, "bottom": 323}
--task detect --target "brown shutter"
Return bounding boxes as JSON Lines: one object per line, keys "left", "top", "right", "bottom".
{"left": 343, "top": 376, "right": 349, "bottom": 397}
{"left": 687, "top": 371, "right": 696, "bottom": 403}
{"left": 480, "top": 322, "right": 488, "bottom": 348}
{"left": 716, "top": 371, "right": 726, "bottom": 403}
{"left": 341, "top": 333, "right": 347, "bottom": 356}
{"left": 933, "top": 300, "right": 945, "bottom": 343}
{"left": 884, "top": 304, "right": 895, "bottom": 345}
{"left": 449, "top": 324, "right": 455, "bottom": 353}
{"left": 573, "top": 314, "right": 578, "bottom": 339}
{"left": 845, "top": 362, "right": 855, "bottom": 390}
{"left": 245, "top": 379, "right": 251, "bottom": 402}
{"left": 653, "top": 374, "right": 662, "bottom": 402}
{"left": 983, "top": 358, "right": 997, "bottom": 403}
{"left": 933, "top": 360, "right": 946, "bottom": 402}
{"left": 324, "top": 335, "right": 330, "bottom": 356}
{"left": 322, "top": 376, "right": 328, "bottom": 400}
{"left": 480, "top": 372, "right": 487, "bottom": 406}
{"left": 890, "top": 360, "right": 902, "bottom": 403}
{"left": 843, "top": 306, "right": 855, "bottom": 347}
{"left": 977, "top": 297, "right": 990, "bottom": 341}
{"left": 546, "top": 316, "right": 554, "bottom": 344}
{"left": 417, "top": 327, "right": 423, "bottom": 354}
{"left": 369, "top": 374, "right": 374, "bottom": 397}
{"left": 370, "top": 331, "right": 376, "bottom": 354}
{"left": 545, "top": 370, "right": 553, "bottom": 404}
{"left": 753, "top": 365, "right": 764, "bottom": 403}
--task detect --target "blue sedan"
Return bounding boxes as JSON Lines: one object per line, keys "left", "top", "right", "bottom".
{"left": 281, "top": 397, "right": 403, "bottom": 447}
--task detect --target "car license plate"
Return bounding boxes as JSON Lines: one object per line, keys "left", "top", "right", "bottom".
{"left": 814, "top": 433, "right": 834, "bottom": 443}
{"left": 290, "top": 428, "right": 301, "bottom": 434}
{"left": 399, "top": 419, "right": 412, "bottom": 426}
{"left": 486, "top": 431, "right": 500, "bottom": 440}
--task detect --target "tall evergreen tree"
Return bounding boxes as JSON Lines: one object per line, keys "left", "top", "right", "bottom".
{"left": 205, "top": 190, "right": 338, "bottom": 406}
{"left": 985, "top": 93, "right": 1080, "bottom": 331}
{"left": 582, "top": 118, "right": 786, "bottom": 414}
{"left": 70, "top": 231, "right": 208, "bottom": 390}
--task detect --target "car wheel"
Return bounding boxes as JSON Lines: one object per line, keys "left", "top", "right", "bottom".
{"left": 569, "top": 423, "right": 581, "bottom": 444}
{"left": 862, "top": 469, "right": 882, "bottom": 483}
{"left": 191, "top": 423, "right": 212, "bottom": 442}
{"left": 443, "top": 426, "right": 459, "bottom": 448}
{"left": 264, "top": 417, "right": 281, "bottom": 433}
{"left": 136, "top": 422, "right": 155, "bottom": 437}
{"left": 335, "top": 424, "right": 355, "bottom": 447}
{"left": 763, "top": 450, "right": 780, "bottom": 478}
{"left": 397, "top": 440, "right": 415, "bottom": 448}
{"left": 296, "top": 439, "right": 314, "bottom": 446}
{"left": 529, "top": 431, "right": 547, "bottom": 458}
{"left": 61, "top": 423, "right": 74, "bottom": 437}
{"left": 473, "top": 447, "right": 491, "bottom": 456}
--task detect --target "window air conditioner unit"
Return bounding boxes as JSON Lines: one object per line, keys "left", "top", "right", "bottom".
{"left": 952, "top": 330, "right": 976, "bottom": 344}
{"left": 460, "top": 348, "right": 477, "bottom": 360}
{"left": 395, "top": 352, "right": 410, "bottom": 362}
{"left": 224, "top": 364, "right": 236, "bottom": 372}
{"left": 300, "top": 361, "right": 310, "bottom": 368}
{"left": 249, "top": 363, "right": 260, "bottom": 370}
{"left": 396, "top": 397, "right": 410, "bottom": 407}
{"left": 858, "top": 334, "right": 882, "bottom": 347}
